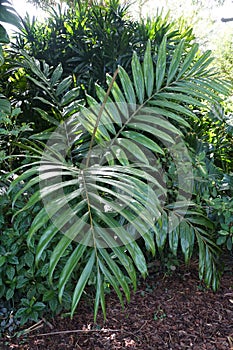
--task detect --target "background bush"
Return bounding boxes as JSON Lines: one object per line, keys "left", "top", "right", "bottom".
{"left": 0, "top": 0, "right": 194, "bottom": 132}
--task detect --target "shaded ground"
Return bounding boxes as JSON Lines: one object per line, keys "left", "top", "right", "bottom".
{"left": 2, "top": 261, "right": 233, "bottom": 349}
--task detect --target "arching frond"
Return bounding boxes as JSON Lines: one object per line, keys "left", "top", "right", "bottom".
{"left": 10, "top": 38, "right": 230, "bottom": 318}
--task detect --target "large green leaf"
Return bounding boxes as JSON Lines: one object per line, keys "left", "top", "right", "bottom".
{"left": 0, "top": 1, "right": 21, "bottom": 28}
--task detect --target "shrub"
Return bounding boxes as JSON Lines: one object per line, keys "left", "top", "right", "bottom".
{"left": 0, "top": 0, "right": 194, "bottom": 131}
{"left": 0, "top": 175, "right": 73, "bottom": 332}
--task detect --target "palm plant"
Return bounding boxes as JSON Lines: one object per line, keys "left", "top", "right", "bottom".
{"left": 9, "top": 38, "right": 230, "bottom": 319}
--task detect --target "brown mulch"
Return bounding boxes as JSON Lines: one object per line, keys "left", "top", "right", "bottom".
{"left": 2, "top": 262, "right": 233, "bottom": 350}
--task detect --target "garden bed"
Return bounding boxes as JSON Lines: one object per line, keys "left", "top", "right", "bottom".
{"left": 3, "top": 261, "right": 233, "bottom": 349}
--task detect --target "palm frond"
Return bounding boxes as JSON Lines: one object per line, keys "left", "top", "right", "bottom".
{"left": 10, "top": 38, "right": 230, "bottom": 318}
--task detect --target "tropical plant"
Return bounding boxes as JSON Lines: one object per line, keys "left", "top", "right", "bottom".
{"left": 2, "top": 0, "right": 194, "bottom": 130}
{"left": 9, "top": 37, "right": 231, "bottom": 320}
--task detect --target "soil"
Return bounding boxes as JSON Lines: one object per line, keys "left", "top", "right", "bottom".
{"left": 1, "top": 261, "right": 233, "bottom": 350}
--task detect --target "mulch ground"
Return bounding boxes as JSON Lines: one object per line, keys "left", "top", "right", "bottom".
{"left": 1, "top": 261, "right": 233, "bottom": 349}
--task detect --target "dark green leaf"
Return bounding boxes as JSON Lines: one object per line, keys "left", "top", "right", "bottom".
{"left": 56, "top": 76, "right": 72, "bottom": 96}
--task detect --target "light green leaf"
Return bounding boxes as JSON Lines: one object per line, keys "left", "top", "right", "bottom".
{"left": 121, "top": 130, "right": 164, "bottom": 154}
{"left": 0, "top": 256, "right": 6, "bottom": 267}
{"left": 56, "top": 76, "right": 72, "bottom": 96}
{"left": 106, "top": 74, "right": 128, "bottom": 118}
{"left": 118, "top": 66, "right": 136, "bottom": 107}
{"left": 186, "top": 50, "right": 213, "bottom": 77}
{"left": 150, "top": 99, "right": 196, "bottom": 119}
{"left": 158, "top": 92, "right": 206, "bottom": 109}
{"left": 179, "top": 221, "right": 195, "bottom": 263}
{"left": 95, "top": 84, "right": 122, "bottom": 126}
{"left": 99, "top": 248, "right": 130, "bottom": 302}
{"left": 58, "top": 234, "right": 91, "bottom": 302}
{"left": 0, "top": 45, "right": 4, "bottom": 66}
{"left": 169, "top": 227, "right": 179, "bottom": 256}
{"left": 50, "top": 63, "right": 63, "bottom": 87}
{"left": 132, "top": 52, "right": 144, "bottom": 104}
{"left": 86, "top": 94, "right": 116, "bottom": 134}
{"left": 61, "top": 87, "right": 80, "bottom": 106}
{"left": 35, "top": 225, "right": 59, "bottom": 265}
{"left": 147, "top": 105, "right": 190, "bottom": 127}
{"left": 126, "top": 240, "right": 148, "bottom": 278}
{"left": 98, "top": 259, "right": 123, "bottom": 309}
{"left": 49, "top": 215, "right": 89, "bottom": 282}
{"left": 110, "top": 145, "right": 129, "bottom": 165}
{"left": 127, "top": 122, "right": 175, "bottom": 144}
{"left": 143, "top": 40, "right": 154, "bottom": 97}
{"left": 0, "top": 3, "right": 21, "bottom": 28}
{"left": 133, "top": 112, "right": 182, "bottom": 135}
{"left": 177, "top": 43, "right": 199, "bottom": 79}
{"left": 167, "top": 39, "right": 185, "bottom": 84}
{"left": 71, "top": 249, "right": 95, "bottom": 317}
{"left": 155, "top": 215, "right": 167, "bottom": 251}
{"left": 156, "top": 36, "right": 167, "bottom": 91}
{"left": 117, "top": 138, "right": 149, "bottom": 163}
{"left": 94, "top": 268, "right": 106, "bottom": 320}
{"left": 186, "top": 216, "right": 214, "bottom": 229}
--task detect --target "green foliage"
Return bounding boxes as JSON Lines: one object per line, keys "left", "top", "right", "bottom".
{"left": 14, "top": 298, "right": 46, "bottom": 325}
{"left": 0, "top": 100, "right": 33, "bottom": 171}
{"left": 14, "top": 52, "right": 84, "bottom": 131}
{"left": 9, "top": 37, "right": 229, "bottom": 320}
{"left": 200, "top": 166, "right": 233, "bottom": 252}
{"left": 188, "top": 104, "right": 233, "bottom": 254}
{"left": 0, "top": 175, "right": 73, "bottom": 331}
{"left": 2, "top": 0, "right": 194, "bottom": 129}
{"left": 213, "top": 196, "right": 233, "bottom": 251}
{"left": 195, "top": 153, "right": 233, "bottom": 251}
